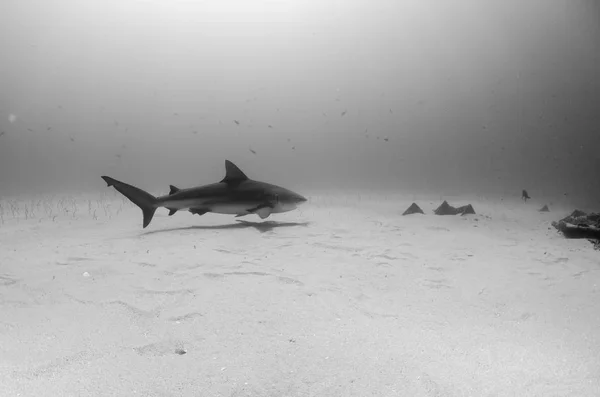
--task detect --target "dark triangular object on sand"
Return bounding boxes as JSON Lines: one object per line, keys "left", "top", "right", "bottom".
{"left": 539, "top": 204, "right": 550, "bottom": 212}
{"left": 434, "top": 200, "right": 456, "bottom": 215}
{"left": 459, "top": 204, "right": 476, "bottom": 215}
{"left": 434, "top": 200, "right": 476, "bottom": 216}
{"left": 403, "top": 203, "right": 424, "bottom": 215}
{"left": 434, "top": 200, "right": 453, "bottom": 215}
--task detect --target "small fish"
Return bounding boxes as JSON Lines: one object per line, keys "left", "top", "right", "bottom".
{"left": 249, "top": 148, "right": 257, "bottom": 155}
{"left": 70, "top": 136, "right": 75, "bottom": 142}
{"left": 384, "top": 137, "right": 389, "bottom": 142}
{"left": 268, "top": 125, "right": 273, "bottom": 128}
{"left": 341, "top": 110, "right": 347, "bottom": 117}
{"left": 234, "top": 120, "right": 240, "bottom": 125}
{"left": 0, "top": 131, "right": 5, "bottom": 137}
{"left": 47, "top": 127, "right": 52, "bottom": 131}
{"left": 27, "top": 128, "right": 33, "bottom": 132}
{"left": 389, "top": 108, "right": 393, "bottom": 113}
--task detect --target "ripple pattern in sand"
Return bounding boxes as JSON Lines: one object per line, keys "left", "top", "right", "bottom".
{"left": 201, "top": 271, "right": 304, "bottom": 287}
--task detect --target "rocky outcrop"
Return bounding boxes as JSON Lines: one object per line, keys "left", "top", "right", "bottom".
{"left": 552, "top": 210, "right": 600, "bottom": 250}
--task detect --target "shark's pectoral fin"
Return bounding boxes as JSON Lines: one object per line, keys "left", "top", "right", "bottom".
{"left": 256, "top": 208, "right": 271, "bottom": 219}
{"left": 167, "top": 208, "right": 178, "bottom": 216}
{"left": 246, "top": 202, "right": 274, "bottom": 212}
{"left": 189, "top": 208, "right": 209, "bottom": 216}
{"left": 245, "top": 203, "right": 273, "bottom": 219}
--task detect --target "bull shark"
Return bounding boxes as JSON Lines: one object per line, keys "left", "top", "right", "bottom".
{"left": 101, "top": 160, "right": 307, "bottom": 228}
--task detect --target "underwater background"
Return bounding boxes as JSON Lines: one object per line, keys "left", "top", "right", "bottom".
{"left": 1, "top": 0, "right": 599, "bottom": 201}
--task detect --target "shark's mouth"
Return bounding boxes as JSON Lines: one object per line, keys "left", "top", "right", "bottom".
{"left": 273, "top": 202, "right": 298, "bottom": 213}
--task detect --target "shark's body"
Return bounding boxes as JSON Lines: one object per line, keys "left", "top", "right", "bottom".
{"left": 101, "top": 160, "right": 307, "bottom": 228}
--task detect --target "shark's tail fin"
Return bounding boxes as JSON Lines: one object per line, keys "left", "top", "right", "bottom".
{"left": 101, "top": 176, "right": 159, "bottom": 228}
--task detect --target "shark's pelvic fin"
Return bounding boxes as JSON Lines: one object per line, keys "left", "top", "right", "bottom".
{"left": 169, "top": 185, "right": 180, "bottom": 195}
{"left": 220, "top": 160, "right": 249, "bottom": 184}
{"left": 101, "top": 176, "right": 158, "bottom": 228}
{"left": 168, "top": 208, "right": 177, "bottom": 216}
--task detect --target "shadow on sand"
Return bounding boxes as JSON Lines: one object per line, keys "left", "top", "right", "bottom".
{"left": 142, "top": 220, "right": 310, "bottom": 235}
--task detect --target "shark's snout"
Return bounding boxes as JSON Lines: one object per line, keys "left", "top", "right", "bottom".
{"left": 277, "top": 188, "right": 307, "bottom": 205}
{"left": 285, "top": 191, "right": 307, "bottom": 204}
{"left": 296, "top": 194, "right": 308, "bottom": 203}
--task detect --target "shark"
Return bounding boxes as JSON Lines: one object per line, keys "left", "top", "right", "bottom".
{"left": 101, "top": 160, "right": 307, "bottom": 228}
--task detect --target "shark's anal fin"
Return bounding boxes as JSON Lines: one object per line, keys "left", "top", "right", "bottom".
{"left": 169, "top": 185, "right": 180, "bottom": 195}
{"left": 189, "top": 208, "right": 209, "bottom": 216}
{"left": 167, "top": 208, "right": 178, "bottom": 216}
{"left": 220, "top": 160, "right": 249, "bottom": 184}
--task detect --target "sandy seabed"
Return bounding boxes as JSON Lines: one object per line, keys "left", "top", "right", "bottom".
{"left": 0, "top": 191, "right": 598, "bottom": 397}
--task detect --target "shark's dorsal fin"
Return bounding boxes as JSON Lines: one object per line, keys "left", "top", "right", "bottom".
{"left": 169, "top": 185, "right": 180, "bottom": 195}
{"left": 220, "top": 160, "right": 249, "bottom": 184}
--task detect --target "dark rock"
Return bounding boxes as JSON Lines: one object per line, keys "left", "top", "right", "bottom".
{"left": 552, "top": 210, "right": 600, "bottom": 250}
{"left": 403, "top": 203, "right": 424, "bottom": 215}
{"left": 434, "top": 201, "right": 456, "bottom": 215}
{"left": 459, "top": 204, "right": 476, "bottom": 215}
{"left": 569, "top": 209, "right": 587, "bottom": 218}
{"left": 434, "top": 201, "right": 476, "bottom": 216}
